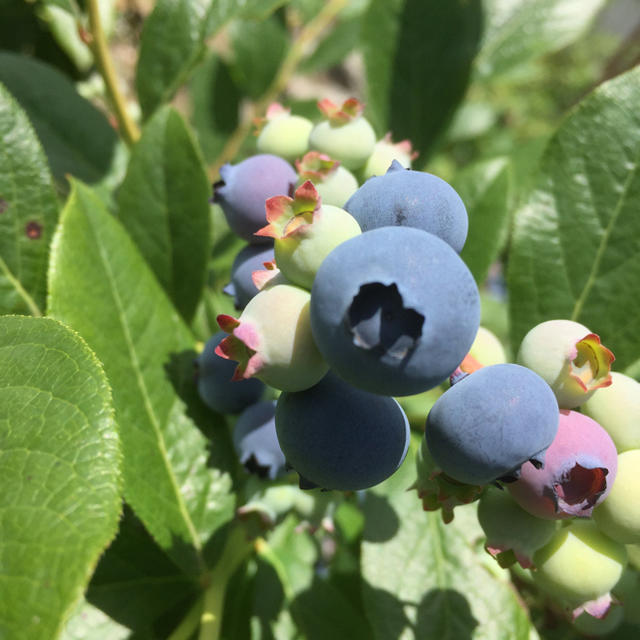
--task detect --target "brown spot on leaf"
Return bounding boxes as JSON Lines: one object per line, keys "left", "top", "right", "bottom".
{"left": 0, "top": 198, "right": 8, "bottom": 213}
{"left": 25, "top": 221, "right": 43, "bottom": 239}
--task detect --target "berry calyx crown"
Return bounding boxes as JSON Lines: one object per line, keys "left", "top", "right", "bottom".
{"left": 318, "top": 97, "right": 364, "bottom": 125}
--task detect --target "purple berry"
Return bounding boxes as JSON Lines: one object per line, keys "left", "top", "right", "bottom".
{"left": 424, "top": 364, "right": 560, "bottom": 485}
{"left": 224, "top": 244, "right": 275, "bottom": 309}
{"left": 233, "top": 401, "right": 286, "bottom": 480}
{"left": 196, "top": 332, "right": 265, "bottom": 414}
{"left": 213, "top": 154, "right": 297, "bottom": 243}
{"left": 508, "top": 410, "right": 618, "bottom": 519}
{"left": 275, "top": 373, "right": 410, "bottom": 491}
{"left": 344, "top": 160, "right": 469, "bottom": 253}
{"left": 310, "top": 226, "right": 480, "bottom": 396}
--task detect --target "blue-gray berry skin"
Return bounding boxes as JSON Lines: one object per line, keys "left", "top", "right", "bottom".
{"left": 344, "top": 160, "right": 468, "bottom": 253}
{"left": 310, "top": 226, "right": 480, "bottom": 396}
{"left": 196, "top": 332, "right": 265, "bottom": 413}
{"left": 213, "top": 154, "right": 296, "bottom": 243}
{"left": 276, "top": 373, "right": 410, "bottom": 491}
{"left": 225, "top": 244, "right": 275, "bottom": 309}
{"left": 233, "top": 401, "right": 286, "bottom": 480}
{"left": 425, "top": 364, "right": 560, "bottom": 486}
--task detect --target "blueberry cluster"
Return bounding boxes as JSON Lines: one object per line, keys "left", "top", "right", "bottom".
{"left": 197, "top": 99, "right": 640, "bottom": 624}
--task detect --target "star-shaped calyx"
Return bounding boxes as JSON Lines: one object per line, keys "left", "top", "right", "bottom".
{"left": 255, "top": 180, "right": 321, "bottom": 240}
{"left": 296, "top": 151, "right": 339, "bottom": 183}
{"left": 317, "top": 97, "right": 364, "bottom": 125}
{"left": 568, "top": 333, "right": 614, "bottom": 393}
{"left": 215, "top": 314, "right": 264, "bottom": 381}
{"left": 253, "top": 102, "right": 290, "bottom": 134}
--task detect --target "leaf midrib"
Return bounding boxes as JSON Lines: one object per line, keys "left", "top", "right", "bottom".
{"left": 570, "top": 144, "right": 640, "bottom": 321}
{"left": 82, "top": 195, "right": 202, "bottom": 556}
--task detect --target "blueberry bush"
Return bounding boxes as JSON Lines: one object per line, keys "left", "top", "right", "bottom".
{"left": 1, "top": 1, "right": 640, "bottom": 639}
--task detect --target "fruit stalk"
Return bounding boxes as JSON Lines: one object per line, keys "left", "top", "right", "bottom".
{"left": 86, "top": 0, "right": 140, "bottom": 146}
{"left": 210, "top": 0, "right": 348, "bottom": 176}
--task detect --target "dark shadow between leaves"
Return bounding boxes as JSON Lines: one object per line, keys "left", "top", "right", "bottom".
{"left": 87, "top": 505, "right": 200, "bottom": 636}
{"left": 415, "top": 588, "right": 478, "bottom": 640}
{"left": 361, "top": 492, "right": 400, "bottom": 542}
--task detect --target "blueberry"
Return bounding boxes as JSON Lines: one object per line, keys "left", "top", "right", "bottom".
{"left": 255, "top": 103, "right": 313, "bottom": 162}
{"left": 232, "top": 401, "right": 286, "bottom": 480}
{"left": 308, "top": 98, "right": 376, "bottom": 170}
{"left": 533, "top": 519, "right": 627, "bottom": 619}
{"left": 517, "top": 319, "right": 614, "bottom": 409}
{"left": 424, "top": 364, "right": 559, "bottom": 485}
{"left": 582, "top": 371, "right": 640, "bottom": 452}
{"left": 359, "top": 133, "right": 416, "bottom": 181}
{"left": 224, "top": 244, "right": 275, "bottom": 309}
{"left": 255, "top": 180, "right": 361, "bottom": 290}
{"left": 507, "top": 410, "right": 618, "bottom": 519}
{"left": 478, "top": 486, "right": 557, "bottom": 569}
{"left": 310, "top": 226, "right": 480, "bottom": 396}
{"left": 196, "top": 332, "right": 265, "bottom": 413}
{"left": 296, "top": 152, "right": 358, "bottom": 208}
{"left": 593, "top": 449, "right": 640, "bottom": 543}
{"left": 275, "top": 372, "right": 410, "bottom": 491}
{"left": 216, "top": 284, "right": 328, "bottom": 392}
{"left": 344, "top": 160, "right": 469, "bottom": 253}
{"left": 213, "top": 154, "right": 297, "bottom": 243}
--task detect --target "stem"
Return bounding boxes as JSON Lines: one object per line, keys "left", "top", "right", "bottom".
{"left": 198, "top": 524, "right": 254, "bottom": 640}
{"left": 167, "top": 595, "right": 204, "bottom": 640}
{"left": 210, "top": 0, "right": 348, "bottom": 176}
{"left": 86, "top": 0, "right": 140, "bottom": 146}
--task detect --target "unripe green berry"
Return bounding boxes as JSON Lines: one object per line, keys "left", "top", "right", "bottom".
{"left": 594, "top": 450, "right": 640, "bottom": 543}
{"left": 582, "top": 371, "right": 640, "bottom": 452}
{"left": 517, "top": 319, "right": 614, "bottom": 409}
{"left": 255, "top": 103, "right": 313, "bottom": 161}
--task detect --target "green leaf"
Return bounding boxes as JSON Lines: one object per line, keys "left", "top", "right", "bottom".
{"left": 116, "top": 106, "right": 211, "bottom": 323}
{"left": 0, "top": 52, "right": 120, "bottom": 189}
{"left": 361, "top": 0, "right": 483, "bottom": 156}
{"left": 87, "top": 506, "right": 199, "bottom": 634}
{"left": 475, "top": 0, "right": 607, "bottom": 80}
{"left": 189, "top": 53, "right": 240, "bottom": 164}
{"left": 0, "top": 315, "right": 121, "bottom": 640}
{"left": 456, "top": 157, "right": 511, "bottom": 285}
{"left": 48, "top": 182, "right": 234, "bottom": 575}
{"left": 229, "top": 16, "right": 288, "bottom": 99}
{"left": 361, "top": 491, "right": 532, "bottom": 640}
{"left": 136, "top": 0, "right": 284, "bottom": 117}
{"left": 60, "top": 600, "right": 129, "bottom": 640}
{"left": 508, "top": 67, "right": 640, "bottom": 369}
{"left": 0, "top": 82, "right": 59, "bottom": 316}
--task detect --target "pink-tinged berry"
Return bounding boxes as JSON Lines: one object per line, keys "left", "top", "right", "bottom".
{"left": 517, "top": 319, "right": 614, "bottom": 409}
{"left": 296, "top": 152, "right": 358, "bottom": 208}
{"left": 215, "top": 284, "right": 328, "bottom": 392}
{"left": 308, "top": 98, "right": 376, "bottom": 170}
{"left": 360, "top": 133, "right": 417, "bottom": 180}
{"left": 582, "top": 371, "right": 640, "bottom": 452}
{"left": 532, "top": 519, "right": 627, "bottom": 619}
{"left": 213, "top": 154, "right": 297, "bottom": 243}
{"left": 413, "top": 437, "right": 483, "bottom": 524}
{"left": 593, "top": 449, "right": 640, "bottom": 543}
{"left": 255, "top": 103, "right": 313, "bottom": 161}
{"left": 255, "top": 180, "right": 360, "bottom": 290}
{"left": 478, "top": 487, "right": 557, "bottom": 569}
{"left": 508, "top": 410, "right": 618, "bottom": 519}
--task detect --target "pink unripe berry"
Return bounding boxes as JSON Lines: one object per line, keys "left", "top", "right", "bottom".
{"left": 508, "top": 410, "right": 618, "bottom": 519}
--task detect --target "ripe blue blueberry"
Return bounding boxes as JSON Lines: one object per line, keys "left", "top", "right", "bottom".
{"left": 224, "top": 244, "right": 275, "bottom": 309}
{"left": 275, "top": 373, "right": 410, "bottom": 491}
{"left": 344, "top": 160, "right": 469, "bottom": 253}
{"left": 233, "top": 401, "right": 286, "bottom": 480}
{"left": 196, "top": 332, "right": 265, "bottom": 413}
{"left": 310, "top": 226, "right": 480, "bottom": 396}
{"left": 424, "top": 364, "right": 560, "bottom": 485}
{"left": 213, "top": 154, "right": 297, "bottom": 243}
